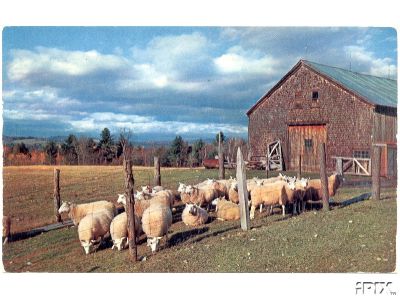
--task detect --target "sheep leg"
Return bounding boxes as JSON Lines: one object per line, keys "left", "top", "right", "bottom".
{"left": 293, "top": 201, "right": 297, "bottom": 215}
{"left": 282, "top": 205, "right": 285, "bottom": 217}
{"left": 259, "top": 204, "right": 263, "bottom": 213}
{"left": 250, "top": 206, "right": 255, "bottom": 220}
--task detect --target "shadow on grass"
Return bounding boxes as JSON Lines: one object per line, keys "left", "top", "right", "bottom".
{"left": 169, "top": 227, "right": 210, "bottom": 246}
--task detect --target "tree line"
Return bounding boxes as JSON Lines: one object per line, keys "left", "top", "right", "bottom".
{"left": 3, "top": 128, "right": 248, "bottom": 167}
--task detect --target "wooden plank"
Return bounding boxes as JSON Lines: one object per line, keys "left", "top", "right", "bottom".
{"left": 372, "top": 146, "right": 381, "bottom": 201}
{"left": 236, "top": 147, "right": 250, "bottom": 231}
{"left": 53, "top": 169, "right": 61, "bottom": 223}
{"left": 319, "top": 143, "right": 330, "bottom": 211}
{"left": 218, "top": 132, "right": 225, "bottom": 180}
{"left": 154, "top": 156, "right": 161, "bottom": 186}
{"left": 354, "top": 158, "right": 370, "bottom": 175}
{"left": 123, "top": 159, "right": 137, "bottom": 261}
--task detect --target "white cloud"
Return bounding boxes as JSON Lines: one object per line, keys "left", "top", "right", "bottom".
{"left": 68, "top": 112, "right": 247, "bottom": 136}
{"left": 344, "top": 45, "right": 397, "bottom": 77}
{"left": 3, "top": 87, "right": 81, "bottom": 107}
{"left": 7, "top": 47, "right": 127, "bottom": 81}
{"left": 3, "top": 108, "right": 62, "bottom": 121}
{"left": 214, "top": 46, "right": 280, "bottom": 75}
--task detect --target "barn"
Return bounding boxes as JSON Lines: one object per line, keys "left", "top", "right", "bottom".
{"left": 247, "top": 59, "right": 397, "bottom": 175}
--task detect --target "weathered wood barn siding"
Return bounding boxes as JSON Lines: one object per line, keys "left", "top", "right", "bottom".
{"left": 247, "top": 60, "right": 397, "bottom": 172}
{"left": 373, "top": 106, "right": 397, "bottom": 143}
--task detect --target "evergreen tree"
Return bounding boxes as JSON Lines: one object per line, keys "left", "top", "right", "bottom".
{"left": 44, "top": 141, "right": 58, "bottom": 165}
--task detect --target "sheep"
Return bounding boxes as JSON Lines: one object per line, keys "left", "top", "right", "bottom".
{"left": 228, "top": 181, "right": 239, "bottom": 204}
{"left": 152, "top": 189, "right": 175, "bottom": 208}
{"left": 211, "top": 181, "right": 228, "bottom": 198}
{"left": 58, "top": 200, "right": 116, "bottom": 226}
{"left": 181, "top": 203, "right": 209, "bottom": 226}
{"left": 77, "top": 209, "right": 114, "bottom": 254}
{"left": 283, "top": 180, "right": 307, "bottom": 215}
{"left": 142, "top": 203, "right": 173, "bottom": 253}
{"left": 186, "top": 185, "right": 218, "bottom": 210}
{"left": 110, "top": 212, "right": 142, "bottom": 251}
{"left": 117, "top": 194, "right": 151, "bottom": 218}
{"left": 178, "top": 183, "right": 192, "bottom": 204}
{"left": 303, "top": 173, "right": 343, "bottom": 208}
{"left": 211, "top": 197, "right": 240, "bottom": 221}
{"left": 141, "top": 185, "right": 165, "bottom": 194}
{"left": 246, "top": 177, "right": 263, "bottom": 194}
{"left": 249, "top": 181, "right": 289, "bottom": 219}
{"left": 195, "top": 178, "right": 215, "bottom": 188}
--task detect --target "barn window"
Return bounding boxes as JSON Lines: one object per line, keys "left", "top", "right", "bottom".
{"left": 353, "top": 150, "right": 370, "bottom": 158}
{"left": 312, "top": 91, "right": 319, "bottom": 100}
{"left": 304, "top": 139, "right": 313, "bottom": 149}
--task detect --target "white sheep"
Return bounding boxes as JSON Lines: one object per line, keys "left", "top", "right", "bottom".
{"left": 211, "top": 197, "right": 240, "bottom": 221}
{"left": 110, "top": 212, "right": 142, "bottom": 251}
{"left": 186, "top": 185, "right": 218, "bottom": 210}
{"left": 78, "top": 209, "right": 114, "bottom": 254}
{"left": 228, "top": 181, "right": 239, "bottom": 204}
{"left": 142, "top": 203, "right": 173, "bottom": 253}
{"left": 178, "top": 183, "right": 191, "bottom": 204}
{"left": 58, "top": 200, "right": 116, "bottom": 226}
{"left": 117, "top": 194, "right": 151, "bottom": 218}
{"left": 181, "top": 203, "right": 209, "bottom": 226}
{"left": 249, "top": 181, "right": 289, "bottom": 219}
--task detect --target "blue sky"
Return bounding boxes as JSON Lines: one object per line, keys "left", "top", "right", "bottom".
{"left": 2, "top": 27, "right": 397, "bottom": 141}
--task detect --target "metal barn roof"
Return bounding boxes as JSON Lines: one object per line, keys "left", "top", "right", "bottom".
{"left": 303, "top": 60, "right": 397, "bottom": 108}
{"left": 247, "top": 60, "right": 397, "bottom": 115}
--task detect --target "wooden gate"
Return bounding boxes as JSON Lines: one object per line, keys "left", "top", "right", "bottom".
{"left": 288, "top": 125, "right": 327, "bottom": 172}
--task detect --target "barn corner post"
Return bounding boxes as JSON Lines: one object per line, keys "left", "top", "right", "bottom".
{"left": 372, "top": 145, "right": 382, "bottom": 201}
{"left": 297, "top": 154, "right": 302, "bottom": 179}
{"left": 154, "top": 156, "right": 161, "bottom": 186}
{"left": 123, "top": 158, "right": 138, "bottom": 262}
{"left": 236, "top": 147, "right": 250, "bottom": 230}
{"left": 218, "top": 131, "right": 225, "bottom": 180}
{"left": 318, "top": 143, "right": 330, "bottom": 211}
{"left": 53, "top": 168, "right": 61, "bottom": 222}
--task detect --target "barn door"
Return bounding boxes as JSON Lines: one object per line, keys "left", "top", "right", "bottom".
{"left": 288, "top": 125, "right": 327, "bottom": 172}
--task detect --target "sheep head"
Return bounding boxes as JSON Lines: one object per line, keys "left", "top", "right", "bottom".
{"left": 80, "top": 240, "right": 100, "bottom": 255}
{"left": 135, "top": 191, "right": 145, "bottom": 200}
{"left": 185, "top": 185, "right": 195, "bottom": 194}
{"left": 141, "top": 185, "right": 151, "bottom": 194}
{"left": 230, "top": 181, "right": 238, "bottom": 191}
{"left": 58, "top": 201, "right": 72, "bottom": 214}
{"left": 117, "top": 194, "right": 127, "bottom": 206}
{"left": 206, "top": 178, "right": 215, "bottom": 185}
{"left": 177, "top": 182, "right": 186, "bottom": 193}
{"left": 147, "top": 237, "right": 162, "bottom": 252}
{"left": 112, "top": 237, "right": 128, "bottom": 251}
{"left": 187, "top": 204, "right": 198, "bottom": 216}
{"left": 298, "top": 177, "right": 309, "bottom": 188}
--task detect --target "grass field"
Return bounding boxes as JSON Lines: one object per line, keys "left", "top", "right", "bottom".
{"left": 2, "top": 165, "right": 397, "bottom": 272}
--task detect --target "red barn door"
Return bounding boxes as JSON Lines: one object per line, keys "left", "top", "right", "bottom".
{"left": 288, "top": 125, "right": 327, "bottom": 172}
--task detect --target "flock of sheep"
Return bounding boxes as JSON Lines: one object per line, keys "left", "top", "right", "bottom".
{"left": 58, "top": 172, "right": 343, "bottom": 255}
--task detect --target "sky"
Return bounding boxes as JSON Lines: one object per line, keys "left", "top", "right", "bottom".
{"left": 2, "top": 26, "right": 398, "bottom": 141}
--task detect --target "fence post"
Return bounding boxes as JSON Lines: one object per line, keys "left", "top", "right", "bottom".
{"left": 372, "top": 145, "right": 381, "bottom": 201}
{"left": 319, "top": 143, "right": 330, "bottom": 211}
{"left": 236, "top": 147, "right": 250, "bottom": 230}
{"left": 265, "top": 154, "right": 269, "bottom": 179}
{"left": 154, "top": 156, "right": 161, "bottom": 186}
{"left": 336, "top": 157, "right": 343, "bottom": 176}
{"left": 53, "top": 168, "right": 61, "bottom": 222}
{"left": 3, "top": 216, "right": 11, "bottom": 244}
{"left": 123, "top": 159, "right": 137, "bottom": 261}
{"left": 218, "top": 132, "right": 225, "bottom": 179}
{"left": 297, "top": 154, "right": 302, "bottom": 179}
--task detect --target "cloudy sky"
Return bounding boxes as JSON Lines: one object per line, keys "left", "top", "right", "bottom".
{"left": 2, "top": 27, "right": 397, "bottom": 141}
